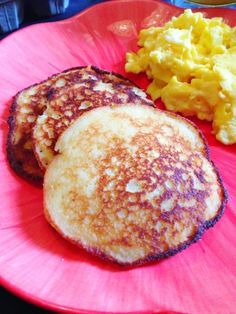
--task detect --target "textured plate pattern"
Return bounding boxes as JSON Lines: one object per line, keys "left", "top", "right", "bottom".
{"left": 0, "top": 0, "right": 236, "bottom": 313}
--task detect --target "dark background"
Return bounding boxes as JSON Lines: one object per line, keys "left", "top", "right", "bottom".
{"left": 0, "top": 1, "right": 104, "bottom": 313}
{"left": 0, "top": 0, "right": 104, "bottom": 39}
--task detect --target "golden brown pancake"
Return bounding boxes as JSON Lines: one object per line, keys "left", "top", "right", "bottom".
{"left": 33, "top": 66, "right": 153, "bottom": 171}
{"left": 7, "top": 67, "right": 81, "bottom": 183}
{"left": 44, "top": 105, "right": 227, "bottom": 266}
{"left": 7, "top": 66, "right": 152, "bottom": 183}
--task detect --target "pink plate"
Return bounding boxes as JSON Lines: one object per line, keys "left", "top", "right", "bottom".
{"left": 0, "top": 0, "right": 236, "bottom": 313}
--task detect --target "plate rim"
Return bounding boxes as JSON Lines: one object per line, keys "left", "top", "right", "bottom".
{"left": 1, "top": 0, "right": 234, "bottom": 46}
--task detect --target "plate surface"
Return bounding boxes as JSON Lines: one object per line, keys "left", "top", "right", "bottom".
{"left": 0, "top": 0, "right": 236, "bottom": 313}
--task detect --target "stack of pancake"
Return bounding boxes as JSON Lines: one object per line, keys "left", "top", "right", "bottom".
{"left": 8, "top": 65, "right": 153, "bottom": 183}
{"left": 7, "top": 65, "right": 227, "bottom": 266}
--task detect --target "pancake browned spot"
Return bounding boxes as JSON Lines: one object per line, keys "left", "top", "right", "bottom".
{"left": 32, "top": 66, "right": 153, "bottom": 170}
{"left": 44, "top": 105, "right": 227, "bottom": 266}
{"left": 7, "top": 66, "right": 153, "bottom": 184}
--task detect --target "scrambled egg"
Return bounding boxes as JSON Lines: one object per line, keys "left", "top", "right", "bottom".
{"left": 125, "top": 9, "right": 236, "bottom": 145}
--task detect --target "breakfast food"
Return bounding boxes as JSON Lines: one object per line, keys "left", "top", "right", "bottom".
{"left": 44, "top": 105, "right": 227, "bottom": 266}
{"left": 125, "top": 9, "right": 236, "bottom": 145}
{"left": 7, "top": 67, "right": 82, "bottom": 183}
{"left": 7, "top": 66, "right": 153, "bottom": 183}
{"left": 33, "top": 67, "right": 153, "bottom": 171}
{"left": 7, "top": 54, "right": 227, "bottom": 265}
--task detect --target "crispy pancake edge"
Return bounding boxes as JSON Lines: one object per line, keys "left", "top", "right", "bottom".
{"left": 7, "top": 98, "right": 44, "bottom": 185}
{"left": 44, "top": 105, "right": 228, "bottom": 266}
{"left": 7, "top": 65, "right": 151, "bottom": 184}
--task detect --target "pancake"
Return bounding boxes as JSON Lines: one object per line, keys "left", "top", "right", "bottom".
{"left": 44, "top": 105, "right": 227, "bottom": 266}
{"left": 7, "top": 65, "right": 152, "bottom": 183}
{"left": 32, "top": 66, "right": 153, "bottom": 171}
{"left": 7, "top": 67, "right": 82, "bottom": 184}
